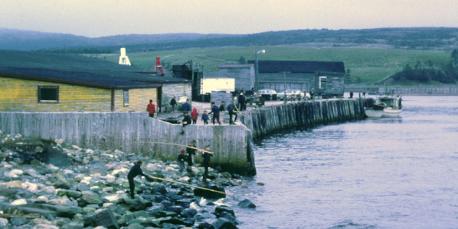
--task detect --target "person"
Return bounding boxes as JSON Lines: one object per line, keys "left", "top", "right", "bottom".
{"left": 227, "top": 103, "right": 238, "bottom": 125}
{"left": 146, "top": 100, "right": 156, "bottom": 118}
{"left": 202, "top": 110, "right": 209, "bottom": 125}
{"left": 209, "top": 102, "right": 221, "bottom": 125}
{"left": 127, "top": 160, "right": 153, "bottom": 198}
{"left": 191, "top": 107, "right": 199, "bottom": 124}
{"left": 219, "top": 101, "right": 225, "bottom": 112}
{"left": 177, "top": 149, "right": 187, "bottom": 173}
{"left": 182, "top": 99, "right": 191, "bottom": 113}
{"left": 202, "top": 147, "right": 213, "bottom": 182}
{"left": 349, "top": 91, "right": 354, "bottom": 99}
{"left": 186, "top": 140, "right": 197, "bottom": 173}
{"left": 182, "top": 112, "right": 192, "bottom": 127}
{"left": 238, "top": 93, "right": 246, "bottom": 111}
{"left": 170, "top": 97, "right": 177, "bottom": 112}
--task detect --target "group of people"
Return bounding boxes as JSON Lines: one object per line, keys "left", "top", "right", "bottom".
{"left": 181, "top": 100, "right": 240, "bottom": 126}
{"left": 176, "top": 140, "right": 213, "bottom": 181}
{"left": 147, "top": 92, "right": 248, "bottom": 125}
{"left": 127, "top": 141, "right": 213, "bottom": 198}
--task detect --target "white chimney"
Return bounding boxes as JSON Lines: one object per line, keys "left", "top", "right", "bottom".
{"left": 118, "top": 47, "right": 131, "bottom": 66}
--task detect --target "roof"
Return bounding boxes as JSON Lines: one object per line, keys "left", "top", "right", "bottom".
{"left": 248, "top": 60, "right": 345, "bottom": 74}
{"left": 0, "top": 51, "right": 188, "bottom": 89}
{"left": 218, "top": 64, "right": 254, "bottom": 69}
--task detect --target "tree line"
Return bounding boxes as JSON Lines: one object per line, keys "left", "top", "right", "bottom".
{"left": 390, "top": 49, "right": 458, "bottom": 84}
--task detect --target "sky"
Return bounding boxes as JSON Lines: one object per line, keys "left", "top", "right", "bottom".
{"left": 1, "top": 0, "right": 457, "bottom": 37}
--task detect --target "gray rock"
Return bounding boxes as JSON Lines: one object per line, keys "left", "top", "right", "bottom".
{"left": 57, "top": 189, "right": 82, "bottom": 198}
{"left": 146, "top": 205, "right": 165, "bottom": 217}
{"left": 0, "top": 218, "right": 8, "bottom": 227}
{"left": 212, "top": 217, "right": 237, "bottom": 229}
{"left": 53, "top": 173, "right": 71, "bottom": 189}
{"left": 127, "top": 223, "right": 144, "bottom": 229}
{"left": 237, "top": 199, "right": 256, "bottom": 209}
{"left": 10, "top": 217, "right": 28, "bottom": 226}
{"left": 61, "top": 221, "right": 84, "bottom": 229}
{"left": 81, "top": 191, "right": 103, "bottom": 205}
{"left": 94, "top": 209, "right": 119, "bottom": 229}
{"left": 166, "top": 205, "right": 184, "bottom": 214}
{"left": 122, "top": 196, "right": 151, "bottom": 211}
{"left": 181, "top": 208, "right": 197, "bottom": 218}
{"left": 197, "top": 221, "right": 215, "bottom": 229}
{"left": 214, "top": 205, "right": 235, "bottom": 218}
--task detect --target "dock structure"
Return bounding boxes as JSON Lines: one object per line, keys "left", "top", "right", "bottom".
{"left": 0, "top": 99, "right": 365, "bottom": 175}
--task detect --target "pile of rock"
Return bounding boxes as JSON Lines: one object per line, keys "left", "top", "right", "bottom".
{"left": 0, "top": 131, "right": 247, "bottom": 228}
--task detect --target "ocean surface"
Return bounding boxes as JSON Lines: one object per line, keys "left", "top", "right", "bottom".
{"left": 229, "top": 96, "right": 458, "bottom": 229}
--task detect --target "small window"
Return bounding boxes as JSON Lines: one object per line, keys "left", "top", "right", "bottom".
{"left": 318, "top": 76, "right": 327, "bottom": 89}
{"left": 123, "top": 89, "right": 129, "bottom": 106}
{"left": 38, "top": 86, "right": 59, "bottom": 103}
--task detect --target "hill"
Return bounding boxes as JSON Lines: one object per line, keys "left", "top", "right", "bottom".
{"left": 1, "top": 27, "right": 457, "bottom": 51}
{"left": 89, "top": 46, "right": 451, "bottom": 84}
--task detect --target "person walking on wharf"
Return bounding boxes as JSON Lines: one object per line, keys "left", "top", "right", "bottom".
{"left": 170, "top": 97, "right": 177, "bottom": 112}
{"left": 146, "top": 100, "right": 156, "bottom": 117}
{"left": 191, "top": 107, "right": 199, "bottom": 124}
{"left": 227, "top": 103, "right": 238, "bottom": 125}
{"left": 238, "top": 92, "right": 246, "bottom": 111}
{"left": 202, "top": 110, "right": 209, "bottom": 125}
{"left": 127, "top": 160, "right": 153, "bottom": 198}
{"left": 209, "top": 102, "right": 221, "bottom": 125}
{"left": 182, "top": 99, "right": 191, "bottom": 113}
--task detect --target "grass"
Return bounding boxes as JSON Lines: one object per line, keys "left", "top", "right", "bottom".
{"left": 89, "top": 45, "right": 451, "bottom": 85}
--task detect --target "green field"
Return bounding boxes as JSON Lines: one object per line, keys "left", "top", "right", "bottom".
{"left": 90, "top": 46, "right": 451, "bottom": 84}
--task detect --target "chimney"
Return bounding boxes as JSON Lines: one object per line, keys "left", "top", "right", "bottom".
{"left": 155, "top": 56, "right": 164, "bottom": 76}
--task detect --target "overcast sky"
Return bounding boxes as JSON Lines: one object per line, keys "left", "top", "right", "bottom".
{"left": 1, "top": 0, "right": 457, "bottom": 37}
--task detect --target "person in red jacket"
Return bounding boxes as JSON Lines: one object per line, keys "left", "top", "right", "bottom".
{"left": 191, "top": 107, "right": 199, "bottom": 124}
{"left": 146, "top": 100, "right": 156, "bottom": 117}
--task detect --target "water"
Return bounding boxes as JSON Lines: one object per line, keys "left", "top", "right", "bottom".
{"left": 229, "top": 96, "right": 458, "bottom": 229}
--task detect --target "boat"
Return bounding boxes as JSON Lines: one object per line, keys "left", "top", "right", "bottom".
{"left": 364, "top": 96, "right": 402, "bottom": 118}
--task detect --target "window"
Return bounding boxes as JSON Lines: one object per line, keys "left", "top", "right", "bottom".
{"left": 123, "top": 89, "right": 129, "bottom": 106}
{"left": 38, "top": 86, "right": 59, "bottom": 103}
{"left": 318, "top": 76, "right": 327, "bottom": 89}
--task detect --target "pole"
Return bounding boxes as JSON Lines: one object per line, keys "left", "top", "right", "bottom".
{"left": 255, "top": 51, "right": 259, "bottom": 91}
{"left": 283, "top": 71, "right": 287, "bottom": 104}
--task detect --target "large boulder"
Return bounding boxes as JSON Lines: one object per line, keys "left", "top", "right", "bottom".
{"left": 85, "top": 209, "right": 119, "bottom": 229}
{"left": 214, "top": 205, "right": 235, "bottom": 218}
{"left": 237, "top": 199, "right": 256, "bottom": 209}
{"left": 212, "top": 217, "right": 238, "bottom": 229}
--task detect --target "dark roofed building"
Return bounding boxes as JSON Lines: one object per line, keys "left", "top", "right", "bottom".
{"left": 0, "top": 51, "right": 190, "bottom": 112}
{"left": 248, "top": 60, "right": 346, "bottom": 97}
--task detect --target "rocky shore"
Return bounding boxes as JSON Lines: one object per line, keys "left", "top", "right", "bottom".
{"left": 0, "top": 131, "right": 254, "bottom": 229}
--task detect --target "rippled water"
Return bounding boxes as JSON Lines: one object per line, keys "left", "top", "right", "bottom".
{"left": 229, "top": 96, "right": 458, "bottom": 229}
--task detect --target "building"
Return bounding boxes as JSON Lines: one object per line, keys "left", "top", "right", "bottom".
{"left": 210, "top": 64, "right": 255, "bottom": 92}
{"left": 249, "top": 60, "right": 346, "bottom": 96}
{"left": 0, "top": 51, "right": 190, "bottom": 112}
{"left": 172, "top": 62, "right": 203, "bottom": 101}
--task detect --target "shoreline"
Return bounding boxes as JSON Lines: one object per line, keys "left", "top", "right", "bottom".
{"left": 0, "top": 133, "right": 250, "bottom": 228}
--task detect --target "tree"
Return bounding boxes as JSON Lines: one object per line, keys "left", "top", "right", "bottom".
{"left": 238, "top": 56, "right": 247, "bottom": 64}
{"left": 451, "top": 49, "right": 458, "bottom": 67}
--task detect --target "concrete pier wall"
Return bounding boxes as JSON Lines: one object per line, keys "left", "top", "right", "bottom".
{"left": 0, "top": 99, "right": 365, "bottom": 175}
{"left": 240, "top": 99, "right": 366, "bottom": 139}
{"left": 0, "top": 112, "right": 255, "bottom": 174}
